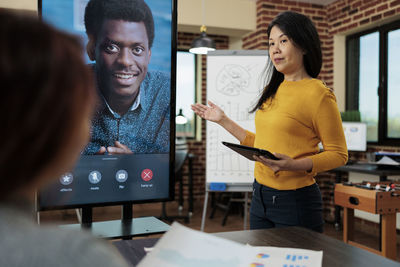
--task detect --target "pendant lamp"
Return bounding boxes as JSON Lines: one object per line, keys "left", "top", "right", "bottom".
{"left": 176, "top": 109, "right": 188, "bottom": 125}
{"left": 189, "top": 0, "right": 216, "bottom": 55}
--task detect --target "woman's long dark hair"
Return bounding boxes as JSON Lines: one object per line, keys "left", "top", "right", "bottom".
{"left": 250, "top": 11, "right": 322, "bottom": 113}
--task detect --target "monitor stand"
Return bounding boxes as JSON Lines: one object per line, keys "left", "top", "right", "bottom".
{"left": 59, "top": 204, "right": 170, "bottom": 240}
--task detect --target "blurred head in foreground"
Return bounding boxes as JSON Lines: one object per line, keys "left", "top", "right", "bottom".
{"left": 0, "top": 9, "right": 96, "bottom": 201}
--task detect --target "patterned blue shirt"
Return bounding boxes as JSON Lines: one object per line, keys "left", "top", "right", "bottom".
{"left": 83, "top": 70, "right": 170, "bottom": 154}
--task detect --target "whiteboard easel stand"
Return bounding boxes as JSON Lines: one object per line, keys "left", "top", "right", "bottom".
{"left": 200, "top": 183, "right": 252, "bottom": 232}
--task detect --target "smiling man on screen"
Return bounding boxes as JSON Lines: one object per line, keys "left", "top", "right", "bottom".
{"left": 82, "top": 0, "right": 170, "bottom": 155}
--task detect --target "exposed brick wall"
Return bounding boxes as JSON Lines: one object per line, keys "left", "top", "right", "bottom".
{"left": 175, "top": 32, "right": 229, "bottom": 204}
{"left": 240, "top": 0, "right": 400, "bottom": 222}
{"left": 243, "top": 0, "right": 332, "bottom": 87}
{"left": 315, "top": 171, "right": 349, "bottom": 222}
{"left": 327, "top": 0, "right": 400, "bottom": 35}
{"left": 176, "top": 0, "right": 400, "bottom": 219}
{"left": 241, "top": 0, "right": 400, "bottom": 94}
{"left": 323, "top": 0, "right": 400, "bottom": 220}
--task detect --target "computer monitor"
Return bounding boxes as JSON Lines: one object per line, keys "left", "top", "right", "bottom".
{"left": 37, "top": 0, "right": 176, "bottom": 211}
{"left": 342, "top": 122, "right": 367, "bottom": 152}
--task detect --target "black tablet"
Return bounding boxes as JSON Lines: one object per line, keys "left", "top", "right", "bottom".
{"left": 222, "top": 141, "right": 279, "bottom": 161}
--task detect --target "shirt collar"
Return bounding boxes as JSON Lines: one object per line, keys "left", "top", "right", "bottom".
{"left": 101, "top": 90, "right": 141, "bottom": 119}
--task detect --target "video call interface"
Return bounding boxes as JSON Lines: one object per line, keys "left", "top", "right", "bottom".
{"left": 38, "top": 0, "right": 174, "bottom": 210}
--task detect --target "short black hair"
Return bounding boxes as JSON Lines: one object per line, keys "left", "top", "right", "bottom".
{"left": 84, "top": 0, "right": 155, "bottom": 48}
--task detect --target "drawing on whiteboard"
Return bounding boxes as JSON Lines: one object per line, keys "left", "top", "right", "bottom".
{"left": 216, "top": 64, "right": 254, "bottom": 96}
{"left": 219, "top": 101, "right": 255, "bottom": 122}
{"left": 207, "top": 128, "right": 253, "bottom": 178}
{"left": 206, "top": 51, "right": 268, "bottom": 184}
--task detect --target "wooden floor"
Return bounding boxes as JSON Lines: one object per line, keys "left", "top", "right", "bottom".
{"left": 39, "top": 199, "right": 400, "bottom": 263}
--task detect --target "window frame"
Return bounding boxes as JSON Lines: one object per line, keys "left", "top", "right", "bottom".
{"left": 175, "top": 49, "right": 198, "bottom": 139}
{"left": 346, "top": 20, "right": 400, "bottom": 146}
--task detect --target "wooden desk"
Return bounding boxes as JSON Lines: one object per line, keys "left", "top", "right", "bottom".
{"left": 332, "top": 163, "right": 400, "bottom": 228}
{"left": 334, "top": 163, "right": 400, "bottom": 181}
{"left": 113, "top": 226, "right": 399, "bottom": 267}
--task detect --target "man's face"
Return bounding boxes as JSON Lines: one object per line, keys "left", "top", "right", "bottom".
{"left": 90, "top": 19, "right": 151, "bottom": 99}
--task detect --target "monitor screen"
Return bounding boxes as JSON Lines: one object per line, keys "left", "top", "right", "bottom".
{"left": 37, "top": 0, "right": 176, "bottom": 210}
{"left": 342, "top": 122, "right": 367, "bottom": 152}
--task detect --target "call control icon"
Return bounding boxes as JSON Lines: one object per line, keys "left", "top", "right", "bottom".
{"left": 116, "top": 170, "right": 128, "bottom": 183}
{"left": 88, "top": 171, "right": 102, "bottom": 184}
{"left": 60, "top": 173, "right": 73, "bottom": 185}
{"left": 141, "top": 169, "right": 153, "bottom": 181}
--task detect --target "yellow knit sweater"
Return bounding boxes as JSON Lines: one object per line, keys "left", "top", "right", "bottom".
{"left": 241, "top": 78, "right": 348, "bottom": 190}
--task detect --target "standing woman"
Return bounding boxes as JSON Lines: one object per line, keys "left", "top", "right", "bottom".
{"left": 192, "top": 11, "right": 347, "bottom": 233}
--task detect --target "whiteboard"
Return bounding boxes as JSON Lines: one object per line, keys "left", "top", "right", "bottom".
{"left": 206, "top": 50, "right": 269, "bottom": 184}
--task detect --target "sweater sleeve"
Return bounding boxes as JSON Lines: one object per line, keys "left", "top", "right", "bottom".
{"left": 240, "top": 130, "right": 255, "bottom": 147}
{"left": 308, "top": 90, "right": 348, "bottom": 173}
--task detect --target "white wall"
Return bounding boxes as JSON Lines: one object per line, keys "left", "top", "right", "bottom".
{"left": 0, "top": 0, "right": 256, "bottom": 39}
{"left": 0, "top": 0, "right": 37, "bottom": 11}
{"left": 178, "top": 0, "right": 256, "bottom": 37}
{"left": 333, "top": 35, "right": 346, "bottom": 111}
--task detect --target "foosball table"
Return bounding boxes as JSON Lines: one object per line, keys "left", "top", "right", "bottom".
{"left": 334, "top": 181, "right": 400, "bottom": 260}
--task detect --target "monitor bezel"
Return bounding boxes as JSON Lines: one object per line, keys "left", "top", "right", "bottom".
{"left": 36, "top": 0, "right": 177, "bottom": 211}
{"left": 342, "top": 121, "right": 367, "bottom": 152}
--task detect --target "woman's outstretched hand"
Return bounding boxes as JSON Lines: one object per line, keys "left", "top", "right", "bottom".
{"left": 191, "top": 100, "right": 225, "bottom": 124}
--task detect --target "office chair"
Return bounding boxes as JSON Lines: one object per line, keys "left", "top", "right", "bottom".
{"left": 209, "top": 192, "right": 248, "bottom": 226}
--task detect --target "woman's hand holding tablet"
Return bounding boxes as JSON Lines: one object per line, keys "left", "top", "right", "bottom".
{"left": 222, "top": 141, "right": 279, "bottom": 161}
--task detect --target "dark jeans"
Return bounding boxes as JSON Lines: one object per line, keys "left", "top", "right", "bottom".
{"left": 250, "top": 179, "right": 324, "bottom": 233}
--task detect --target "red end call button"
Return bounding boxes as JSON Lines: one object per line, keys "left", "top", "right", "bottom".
{"left": 141, "top": 169, "right": 153, "bottom": 181}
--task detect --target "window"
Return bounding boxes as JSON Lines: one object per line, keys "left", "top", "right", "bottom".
{"left": 387, "top": 28, "right": 400, "bottom": 138}
{"left": 346, "top": 21, "right": 400, "bottom": 145}
{"left": 176, "top": 50, "right": 197, "bottom": 138}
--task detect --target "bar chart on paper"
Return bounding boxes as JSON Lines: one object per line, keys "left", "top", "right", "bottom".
{"left": 206, "top": 50, "right": 268, "bottom": 184}
{"left": 137, "top": 223, "right": 323, "bottom": 267}
{"left": 207, "top": 107, "right": 255, "bottom": 182}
